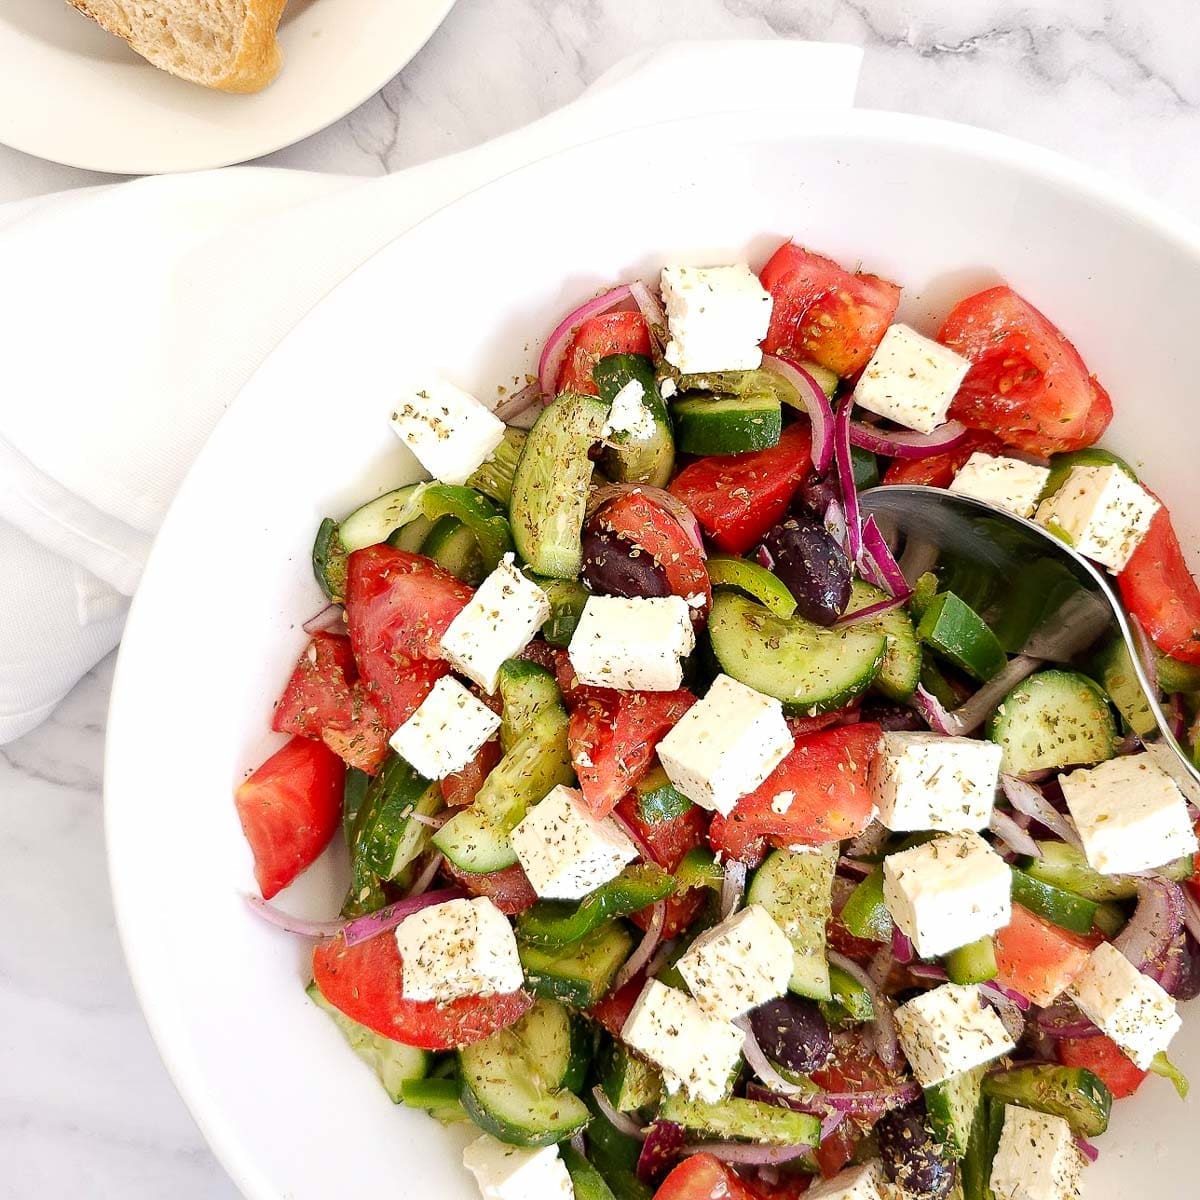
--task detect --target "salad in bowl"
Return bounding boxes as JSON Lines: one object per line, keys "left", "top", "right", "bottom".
{"left": 235, "top": 239, "right": 1200, "bottom": 1200}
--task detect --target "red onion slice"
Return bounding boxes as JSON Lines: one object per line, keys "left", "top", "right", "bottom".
{"left": 833, "top": 400, "right": 863, "bottom": 562}
{"left": 762, "top": 355, "right": 834, "bottom": 474}
{"left": 835, "top": 595, "right": 907, "bottom": 627}
{"left": 848, "top": 417, "right": 970, "bottom": 460}
{"left": 859, "top": 516, "right": 911, "bottom": 600}
{"left": 755, "top": 543, "right": 776, "bottom": 572}
{"left": 830, "top": 949, "right": 900, "bottom": 1069}
{"left": 1114, "top": 878, "right": 1185, "bottom": 980}
{"left": 637, "top": 1121, "right": 685, "bottom": 1184}
{"left": 612, "top": 901, "right": 665, "bottom": 994}
{"left": 587, "top": 483, "right": 705, "bottom": 557}
{"left": 680, "top": 1142, "right": 813, "bottom": 1165}
{"left": 494, "top": 379, "right": 543, "bottom": 422}
{"left": 892, "top": 928, "right": 914, "bottom": 965}
{"left": 1036, "top": 999, "right": 1102, "bottom": 1040}
{"left": 735, "top": 1016, "right": 806, "bottom": 1097}
{"left": 837, "top": 855, "right": 874, "bottom": 879}
{"left": 979, "top": 980, "right": 1031, "bottom": 1012}
{"left": 538, "top": 284, "right": 632, "bottom": 399}
{"left": 989, "top": 809, "right": 1041, "bottom": 858}
{"left": 341, "top": 887, "right": 466, "bottom": 947}
{"left": 592, "top": 1085, "right": 648, "bottom": 1141}
{"left": 747, "top": 1080, "right": 921, "bottom": 1119}
{"left": 1001, "top": 775, "right": 1082, "bottom": 849}
{"left": 244, "top": 896, "right": 347, "bottom": 938}
{"left": 408, "top": 852, "right": 445, "bottom": 897}
{"left": 720, "top": 860, "right": 748, "bottom": 920}
{"left": 906, "top": 962, "right": 949, "bottom": 984}
{"left": 913, "top": 656, "right": 1044, "bottom": 738}
{"left": 629, "top": 281, "right": 668, "bottom": 352}
{"left": 1183, "top": 888, "right": 1200, "bottom": 944}
{"left": 302, "top": 603, "right": 344, "bottom": 634}
{"left": 1075, "top": 1136, "right": 1100, "bottom": 1164}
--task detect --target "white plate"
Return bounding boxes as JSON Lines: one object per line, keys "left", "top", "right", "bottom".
{"left": 0, "top": 0, "right": 456, "bottom": 174}
{"left": 106, "top": 109, "right": 1200, "bottom": 1199}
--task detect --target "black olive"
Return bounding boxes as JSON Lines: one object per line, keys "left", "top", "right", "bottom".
{"left": 581, "top": 525, "right": 671, "bottom": 599}
{"left": 748, "top": 996, "right": 833, "bottom": 1074}
{"left": 760, "top": 515, "right": 852, "bottom": 626}
{"left": 876, "top": 1101, "right": 956, "bottom": 1200}
{"left": 794, "top": 475, "right": 839, "bottom": 519}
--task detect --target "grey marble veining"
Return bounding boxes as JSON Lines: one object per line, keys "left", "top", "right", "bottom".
{"left": 1, "top": 1, "right": 1198, "bottom": 1196}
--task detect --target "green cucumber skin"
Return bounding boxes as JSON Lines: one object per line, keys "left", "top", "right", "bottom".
{"left": 1022, "top": 840, "right": 1193, "bottom": 901}
{"left": 981, "top": 1065, "right": 1112, "bottom": 1138}
{"left": 518, "top": 921, "right": 633, "bottom": 1008}
{"left": 1010, "top": 870, "right": 1097, "bottom": 936}
{"left": 1090, "top": 639, "right": 1156, "bottom": 737}
{"left": 312, "top": 517, "right": 348, "bottom": 602}
{"left": 945, "top": 937, "right": 998, "bottom": 985}
{"left": 926, "top": 1066, "right": 986, "bottom": 1159}
{"left": 671, "top": 392, "right": 782, "bottom": 456}
{"left": 338, "top": 482, "right": 430, "bottom": 554}
{"left": 847, "top": 579, "right": 921, "bottom": 701}
{"left": 658, "top": 1094, "right": 822, "bottom": 1148}
{"left": 918, "top": 591, "right": 1007, "bottom": 683}
{"left": 352, "top": 755, "right": 442, "bottom": 881}
{"left": 594, "top": 354, "right": 675, "bottom": 488}
{"left": 422, "top": 516, "right": 487, "bottom": 585}
{"left": 468, "top": 427, "right": 528, "bottom": 507}
{"left": 562, "top": 1145, "right": 620, "bottom": 1200}
{"left": 421, "top": 482, "right": 515, "bottom": 573}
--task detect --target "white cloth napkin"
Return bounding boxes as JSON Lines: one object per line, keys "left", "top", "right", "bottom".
{"left": 0, "top": 40, "right": 862, "bottom": 743}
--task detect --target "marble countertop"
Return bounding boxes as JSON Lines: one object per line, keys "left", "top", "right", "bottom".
{"left": 2, "top": 1, "right": 1198, "bottom": 1196}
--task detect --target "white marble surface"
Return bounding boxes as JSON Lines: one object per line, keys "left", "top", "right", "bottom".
{"left": 2, "top": 1, "right": 1199, "bottom": 1196}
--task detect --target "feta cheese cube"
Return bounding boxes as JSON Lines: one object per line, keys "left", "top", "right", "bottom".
{"left": 441, "top": 554, "right": 551, "bottom": 692}
{"left": 602, "top": 379, "right": 657, "bottom": 441}
{"left": 949, "top": 453, "right": 1052, "bottom": 520}
{"left": 388, "top": 675, "right": 501, "bottom": 779}
{"left": 805, "top": 1160, "right": 890, "bottom": 1200}
{"left": 620, "top": 979, "right": 744, "bottom": 1103}
{"left": 394, "top": 896, "right": 523, "bottom": 1003}
{"left": 567, "top": 594, "right": 695, "bottom": 691}
{"left": 1060, "top": 752, "right": 1197, "bottom": 876}
{"left": 661, "top": 264, "right": 773, "bottom": 375}
{"left": 883, "top": 832, "right": 1011, "bottom": 957}
{"left": 462, "top": 1136, "right": 572, "bottom": 1200}
{"left": 854, "top": 324, "right": 971, "bottom": 434}
{"left": 1069, "top": 941, "right": 1180, "bottom": 1068}
{"left": 1034, "top": 464, "right": 1160, "bottom": 572}
{"left": 509, "top": 784, "right": 639, "bottom": 900}
{"left": 656, "top": 674, "right": 793, "bottom": 816}
{"left": 676, "top": 904, "right": 793, "bottom": 1020}
{"left": 894, "top": 983, "right": 1015, "bottom": 1087}
{"left": 871, "top": 732, "right": 1002, "bottom": 832}
{"left": 990, "top": 1106, "right": 1084, "bottom": 1200}
{"left": 390, "top": 377, "right": 506, "bottom": 486}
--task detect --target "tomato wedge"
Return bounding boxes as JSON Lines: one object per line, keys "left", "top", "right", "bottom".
{"left": 708, "top": 723, "right": 882, "bottom": 862}
{"left": 631, "top": 888, "right": 706, "bottom": 940}
{"left": 1118, "top": 503, "right": 1200, "bottom": 665}
{"left": 557, "top": 311, "right": 652, "bottom": 395}
{"left": 441, "top": 859, "right": 539, "bottom": 916}
{"left": 615, "top": 790, "right": 710, "bottom": 874}
{"left": 653, "top": 1154, "right": 759, "bottom": 1200}
{"left": 320, "top": 685, "right": 391, "bottom": 774}
{"left": 441, "top": 739, "right": 504, "bottom": 808}
{"left": 588, "top": 972, "right": 647, "bottom": 1039}
{"left": 311, "top": 931, "right": 532, "bottom": 1050}
{"left": 234, "top": 736, "right": 345, "bottom": 900}
{"left": 1058, "top": 1034, "right": 1148, "bottom": 1099}
{"left": 669, "top": 422, "right": 814, "bottom": 555}
{"left": 882, "top": 430, "right": 1006, "bottom": 489}
{"left": 272, "top": 632, "right": 357, "bottom": 738}
{"left": 993, "top": 902, "right": 1099, "bottom": 1006}
{"left": 760, "top": 243, "right": 901, "bottom": 377}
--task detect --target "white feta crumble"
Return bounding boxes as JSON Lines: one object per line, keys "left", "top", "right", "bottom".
{"left": 870, "top": 731, "right": 1002, "bottom": 832}
{"left": 1059, "top": 752, "right": 1197, "bottom": 876}
{"left": 1034, "top": 463, "right": 1160, "bottom": 572}
{"left": 949, "top": 453, "right": 1052, "bottom": 520}
{"left": 462, "top": 1135, "right": 572, "bottom": 1200}
{"left": 771, "top": 790, "right": 795, "bottom": 815}
{"left": 389, "top": 377, "right": 506, "bottom": 486}
{"left": 394, "top": 896, "right": 524, "bottom": 1003}
{"left": 883, "top": 832, "right": 1011, "bottom": 957}
{"left": 388, "top": 675, "right": 501, "bottom": 780}
{"left": 990, "top": 1105, "right": 1085, "bottom": 1200}
{"left": 853, "top": 324, "right": 971, "bottom": 434}
{"left": 440, "top": 553, "right": 551, "bottom": 692}
{"left": 894, "top": 983, "right": 1015, "bottom": 1087}
{"left": 509, "top": 784, "right": 639, "bottom": 900}
{"left": 1069, "top": 941, "right": 1181, "bottom": 1069}
{"left": 567, "top": 594, "right": 695, "bottom": 691}
{"left": 805, "top": 1160, "right": 891, "bottom": 1200}
{"left": 602, "top": 379, "right": 656, "bottom": 441}
{"left": 676, "top": 904, "right": 793, "bottom": 1021}
{"left": 620, "top": 979, "right": 744, "bottom": 1103}
{"left": 656, "top": 674, "right": 793, "bottom": 816}
{"left": 660, "top": 264, "right": 773, "bottom": 375}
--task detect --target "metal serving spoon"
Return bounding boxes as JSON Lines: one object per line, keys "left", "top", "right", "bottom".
{"left": 860, "top": 484, "right": 1200, "bottom": 799}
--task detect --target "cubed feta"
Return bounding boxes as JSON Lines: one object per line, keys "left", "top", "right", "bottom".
{"left": 394, "top": 896, "right": 523, "bottom": 1003}
{"left": 805, "top": 1160, "right": 890, "bottom": 1200}
{"left": 661, "top": 264, "right": 773, "bottom": 375}
{"left": 602, "top": 379, "right": 657, "bottom": 441}
{"left": 1034, "top": 464, "right": 1160, "bottom": 572}
{"left": 620, "top": 979, "right": 744, "bottom": 1103}
{"left": 676, "top": 904, "right": 793, "bottom": 1020}
{"left": 656, "top": 674, "right": 793, "bottom": 816}
{"left": 509, "top": 784, "right": 639, "bottom": 900}
{"left": 894, "top": 983, "right": 1015, "bottom": 1087}
{"left": 1060, "top": 752, "right": 1197, "bottom": 876}
{"left": 390, "top": 377, "right": 506, "bottom": 486}
{"left": 883, "top": 832, "right": 1011, "bottom": 957}
{"left": 567, "top": 594, "right": 695, "bottom": 691}
{"left": 462, "top": 1136, "right": 572, "bottom": 1200}
{"left": 1069, "top": 941, "right": 1180, "bottom": 1068}
{"left": 990, "top": 1106, "right": 1084, "bottom": 1200}
{"left": 441, "top": 554, "right": 551, "bottom": 692}
{"left": 871, "top": 732, "right": 1002, "bottom": 832}
{"left": 388, "top": 675, "right": 501, "bottom": 779}
{"left": 949, "top": 453, "right": 1052, "bottom": 520}
{"left": 854, "top": 324, "right": 971, "bottom": 434}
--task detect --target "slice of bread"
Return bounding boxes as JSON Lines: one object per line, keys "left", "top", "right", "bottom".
{"left": 67, "top": 0, "right": 288, "bottom": 93}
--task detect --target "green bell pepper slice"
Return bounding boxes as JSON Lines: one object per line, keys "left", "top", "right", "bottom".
{"left": 421, "top": 483, "right": 514, "bottom": 573}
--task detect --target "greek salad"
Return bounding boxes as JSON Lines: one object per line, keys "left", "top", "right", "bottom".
{"left": 236, "top": 240, "right": 1200, "bottom": 1200}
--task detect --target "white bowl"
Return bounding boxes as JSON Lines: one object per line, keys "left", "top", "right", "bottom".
{"left": 106, "top": 109, "right": 1200, "bottom": 1199}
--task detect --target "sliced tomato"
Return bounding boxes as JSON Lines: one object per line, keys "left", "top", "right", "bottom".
{"left": 882, "top": 430, "right": 1006, "bottom": 489}
{"left": 441, "top": 738, "right": 503, "bottom": 808}
{"left": 1078, "top": 377, "right": 1114, "bottom": 446}
{"left": 615, "top": 790, "right": 710, "bottom": 874}
{"left": 670, "top": 423, "right": 814, "bottom": 555}
{"left": 234, "top": 736, "right": 345, "bottom": 900}
{"left": 1058, "top": 1034, "right": 1148, "bottom": 1099}
{"left": 743, "top": 1173, "right": 814, "bottom": 1200}
{"left": 271, "top": 632, "right": 357, "bottom": 738}
{"left": 311, "top": 931, "right": 531, "bottom": 1050}
{"left": 760, "top": 243, "right": 901, "bottom": 377}
{"left": 993, "top": 902, "right": 1099, "bottom": 1006}
{"left": 441, "top": 858, "right": 539, "bottom": 915}
{"left": 631, "top": 888, "right": 706, "bottom": 939}
{"left": 589, "top": 972, "right": 646, "bottom": 1039}
{"left": 557, "top": 311, "right": 652, "bottom": 395}
{"left": 653, "top": 1153, "right": 759, "bottom": 1200}
{"left": 709, "top": 724, "right": 882, "bottom": 863}
{"left": 320, "top": 685, "right": 390, "bottom": 774}
{"left": 1118, "top": 503, "right": 1200, "bottom": 665}
{"left": 939, "top": 286, "right": 1102, "bottom": 456}
{"left": 811, "top": 1036, "right": 901, "bottom": 1177}
{"left": 569, "top": 689, "right": 696, "bottom": 819}
{"left": 787, "top": 711, "right": 851, "bottom": 738}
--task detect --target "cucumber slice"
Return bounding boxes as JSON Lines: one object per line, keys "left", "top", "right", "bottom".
{"left": 708, "top": 591, "right": 887, "bottom": 715}
{"left": 1089, "top": 638, "right": 1156, "bottom": 737}
{"left": 459, "top": 998, "right": 590, "bottom": 1147}
{"left": 926, "top": 1066, "right": 986, "bottom": 1159}
{"left": 421, "top": 516, "right": 487, "bottom": 584}
{"left": 675, "top": 846, "right": 724, "bottom": 892}
{"left": 312, "top": 517, "right": 348, "bottom": 602}
{"left": 599, "top": 1039, "right": 664, "bottom": 1112}
{"left": 468, "top": 427, "right": 528, "bottom": 507}
{"left": 682, "top": 360, "right": 838, "bottom": 404}
{"left": 518, "top": 921, "right": 633, "bottom": 1008}
{"left": 498, "top": 659, "right": 564, "bottom": 752}
{"left": 511, "top": 390, "right": 609, "bottom": 578}
{"left": 961, "top": 1097, "right": 1005, "bottom": 1200}
{"left": 706, "top": 555, "right": 797, "bottom": 618}
{"left": 341, "top": 766, "right": 371, "bottom": 843}
{"left": 634, "top": 766, "right": 693, "bottom": 825}
{"left": 400, "top": 1075, "right": 461, "bottom": 1108}
{"left": 1041, "top": 448, "right": 1136, "bottom": 500}
{"left": 981, "top": 1065, "right": 1112, "bottom": 1137}
{"left": 1010, "top": 869, "right": 1098, "bottom": 935}
{"left": 584, "top": 1089, "right": 654, "bottom": 1200}
{"left": 562, "top": 1144, "right": 620, "bottom": 1200}
{"left": 851, "top": 446, "right": 880, "bottom": 490}
{"left": 672, "top": 392, "right": 782, "bottom": 455}
{"left": 747, "top": 846, "right": 837, "bottom": 1000}
{"left": 306, "top": 981, "right": 429, "bottom": 1103}
{"left": 986, "top": 669, "right": 1118, "bottom": 775}
{"left": 352, "top": 755, "right": 442, "bottom": 881}
{"left": 918, "top": 592, "right": 1007, "bottom": 682}
{"left": 839, "top": 867, "right": 893, "bottom": 941}
{"left": 529, "top": 573, "right": 589, "bottom": 647}
{"left": 1022, "top": 840, "right": 1194, "bottom": 901}
{"left": 658, "top": 1094, "right": 821, "bottom": 1148}
{"left": 339, "top": 482, "right": 430, "bottom": 553}
{"left": 945, "top": 937, "right": 998, "bottom": 985}
{"left": 847, "top": 579, "right": 922, "bottom": 701}
{"left": 594, "top": 354, "right": 675, "bottom": 488}
{"left": 828, "top": 962, "right": 874, "bottom": 1022}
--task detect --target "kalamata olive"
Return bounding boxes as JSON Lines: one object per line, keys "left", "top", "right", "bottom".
{"left": 760, "top": 515, "right": 852, "bottom": 626}
{"left": 858, "top": 699, "right": 927, "bottom": 732}
{"left": 876, "top": 1101, "right": 956, "bottom": 1200}
{"left": 794, "top": 474, "right": 839, "bottom": 519}
{"left": 1164, "top": 930, "right": 1200, "bottom": 1001}
{"left": 748, "top": 996, "right": 833, "bottom": 1074}
{"left": 581, "top": 525, "right": 672, "bottom": 599}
